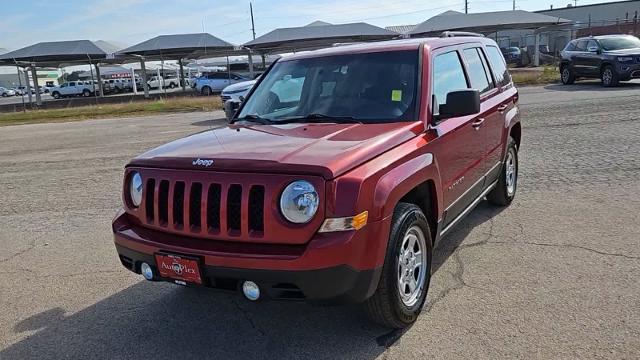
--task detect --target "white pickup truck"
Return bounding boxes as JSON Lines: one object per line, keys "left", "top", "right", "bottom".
{"left": 147, "top": 76, "right": 179, "bottom": 89}
{"left": 50, "top": 81, "right": 99, "bottom": 99}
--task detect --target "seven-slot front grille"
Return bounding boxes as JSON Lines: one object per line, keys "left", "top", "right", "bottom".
{"left": 140, "top": 178, "right": 265, "bottom": 237}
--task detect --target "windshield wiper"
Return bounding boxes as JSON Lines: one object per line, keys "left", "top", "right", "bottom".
{"left": 232, "top": 114, "right": 273, "bottom": 125}
{"left": 277, "top": 113, "right": 363, "bottom": 124}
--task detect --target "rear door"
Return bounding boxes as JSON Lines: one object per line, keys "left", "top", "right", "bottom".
{"left": 572, "top": 40, "right": 591, "bottom": 75}
{"left": 429, "top": 47, "right": 487, "bottom": 229}
{"left": 484, "top": 45, "right": 517, "bottom": 180}
{"left": 461, "top": 45, "right": 505, "bottom": 180}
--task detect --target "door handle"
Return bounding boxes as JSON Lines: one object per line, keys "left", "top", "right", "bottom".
{"left": 472, "top": 118, "right": 485, "bottom": 130}
{"left": 497, "top": 104, "right": 509, "bottom": 112}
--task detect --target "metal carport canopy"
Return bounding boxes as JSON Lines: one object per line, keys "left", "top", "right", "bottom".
{"left": 407, "top": 10, "right": 572, "bottom": 36}
{"left": 0, "top": 40, "right": 107, "bottom": 67}
{"left": 243, "top": 21, "right": 400, "bottom": 54}
{"left": 117, "top": 33, "right": 238, "bottom": 60}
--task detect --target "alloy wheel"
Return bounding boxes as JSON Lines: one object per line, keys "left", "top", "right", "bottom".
{"left": 397, "top": 225, "right": 428, "bottom": 307}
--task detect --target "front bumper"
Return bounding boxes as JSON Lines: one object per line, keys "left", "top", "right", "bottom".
{"left": 112, "top": 211, "right": 389, "bottom": 303}
{"left": 616, "top": 62, "right": 640, "bottom": 79}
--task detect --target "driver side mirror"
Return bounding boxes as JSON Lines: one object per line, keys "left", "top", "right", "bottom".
{"left": 435, "top": 89, "right": 480, "bottom": 121}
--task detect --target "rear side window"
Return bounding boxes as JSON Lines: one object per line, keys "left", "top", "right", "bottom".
{"left": 564, "top": 41, "right": 576, "bottom": 51}
{"left": 463, "top": 48, "right": 493, "bottom": 94}
{"left": 485, "top": 46, "right": 511, "bottom": 87}
{"left": 432, "top": 51, "right": 469, "bottom": 107}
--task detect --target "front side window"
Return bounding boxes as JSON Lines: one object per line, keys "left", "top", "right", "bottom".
{"left": 463, "top": 48, "right": 493, "bottom": 94}
{"left": 238, "top": 50, "right": 419, "bottom": 123}
{"left": 575, "top": 40, "right": 588, "bottom": 51}
{"left": 432, "top": 51, "right": 468, "bottom": 107}
{"left": 586, "top": 40, "right": 599, "bottom": 51}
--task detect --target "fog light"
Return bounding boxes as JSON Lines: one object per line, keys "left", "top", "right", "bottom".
{"left": 242, "top": 281, "right": 260, "bottom": 301}
{"left": 140, "top": 262, "right": 154, "bottom": 280}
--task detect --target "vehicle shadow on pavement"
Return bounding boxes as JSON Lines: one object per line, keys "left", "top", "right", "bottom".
{"left": 544, "top": 81, "right": 640, "bottom": 92}
{"left": 2, "top": 282, "right": 389, "bottom": 359}
{"left": 432, "top": 201, "right": 506, "bottom": 274}
{"left": 1, "top": 203, "right": 501, "bottom": 360}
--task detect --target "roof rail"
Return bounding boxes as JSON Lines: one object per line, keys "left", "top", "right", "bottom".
{"left": 440, "top": 31, "right": 484, "bottom": 38}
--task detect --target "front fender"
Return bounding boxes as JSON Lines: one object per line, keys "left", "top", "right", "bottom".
{"left": 372, "top": 153, "right": 442, "bottom": 221}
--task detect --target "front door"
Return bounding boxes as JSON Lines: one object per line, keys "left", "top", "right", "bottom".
{"left": 429, "top": 48, "right": 487, "bottom": 229}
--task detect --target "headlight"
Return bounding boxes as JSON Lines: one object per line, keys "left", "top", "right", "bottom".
{"left": 618, "top": 56, "right": 634, "bottom": 62}
{"left": 280, "top": 180, "right": 319, "bottom": 223}
{"left": 129, "top": 171, "right": 143, "bottom": 207}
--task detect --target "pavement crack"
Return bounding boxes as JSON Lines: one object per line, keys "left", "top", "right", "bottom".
{"left": 232, "top": 299, "right": 265, "bottom": 336}
{"left": 490, "top": 240, "right": 640, "bottom": 260}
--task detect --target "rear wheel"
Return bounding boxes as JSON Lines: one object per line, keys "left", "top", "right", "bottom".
{"left": 363, "top": 202, "right": 432, "bottom": 329}
{"left": 601, "top": 65, "right": 619, "bottom": 87}
{"left": 560, "top": 65, "right": 575, "bottom": 85}
{"left": 488, "top": 137, "right": 518, "bottom": 206}
{"left": 201, "top": 86, "right": 212, "bottom": 96}
{"left": 82, "top": 89, "right": 91, "bottom": 97}
{"left": 52, "top": 92, "right": 60, "bottom": 99}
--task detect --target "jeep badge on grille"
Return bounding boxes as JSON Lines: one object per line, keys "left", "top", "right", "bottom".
{"left": 192, "top": 158, "right": 214, "bottom": 167}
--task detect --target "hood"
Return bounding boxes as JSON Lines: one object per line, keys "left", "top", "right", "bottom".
{"left": 222, "top": 79, "right": 257, "bottom": 93}
{"left": 129, "top": 121, "right": 424, "bottom": 179}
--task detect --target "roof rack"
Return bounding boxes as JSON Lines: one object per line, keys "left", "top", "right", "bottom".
{"left": 440, "top": 31, "right": 484, "bottom": 38}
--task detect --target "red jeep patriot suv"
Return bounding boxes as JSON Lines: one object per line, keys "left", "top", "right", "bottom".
{"left": 112, "top": 35, "right": 521, "bottom": 328}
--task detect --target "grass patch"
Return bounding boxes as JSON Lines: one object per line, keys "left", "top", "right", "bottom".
{"left": 511, "top": 66, "right": 560, "bottom": 85}
{"left": 0, "top": 96, "right": 222, "bottom": 126}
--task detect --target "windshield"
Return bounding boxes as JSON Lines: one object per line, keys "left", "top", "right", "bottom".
{"left": 599, "top": 36, "right": 640, "bottom": 51}
{"left": 237, "top": 50, "right": 419, "bottom": 123}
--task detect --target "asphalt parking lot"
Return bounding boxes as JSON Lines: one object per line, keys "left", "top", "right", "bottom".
{"left": 1, "top": 81, "right": 639, "bottom": 359}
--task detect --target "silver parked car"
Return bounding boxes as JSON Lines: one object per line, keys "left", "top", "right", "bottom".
{"left": 0, "top": 87, "right": 16, "bottom": 97}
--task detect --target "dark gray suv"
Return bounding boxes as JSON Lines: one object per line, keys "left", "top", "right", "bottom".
{"left": 560, "top": 34, "right": 640, "bottom": 87}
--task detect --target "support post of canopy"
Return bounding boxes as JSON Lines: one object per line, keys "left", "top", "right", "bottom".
{"left": 179, "top": 58, "right": 186, "bottom": 91}
{"left": 140, "top": 58, "right": 149, "bottom": 98}
{"left": 24, "top": 68, "right": 32, "bottom": 106}
{"left": 30, "top": 64, "right": 41, "bottom": 106}
{"left": 95, "top": 64, "right": 104, "bottom": 97}
{"left": 248, "top": 49, "right": 255, "bottom": 78}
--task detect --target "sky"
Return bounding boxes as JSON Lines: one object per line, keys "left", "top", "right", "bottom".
{"left": 0, "top": 0, "right": 625, "bottom": 51}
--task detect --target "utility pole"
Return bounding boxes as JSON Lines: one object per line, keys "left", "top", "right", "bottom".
{"left": 513, "top": 0, "right": 516, "bottom": 10}
{"left": 465, "top": 0, "right": 468, "bottom": 14}
{"left": 250, "top": 2, "right": 256, "bottom": 40}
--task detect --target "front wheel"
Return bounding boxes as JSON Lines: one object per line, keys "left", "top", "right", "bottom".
{"left": 601, "top": 65, "right": 619, "bottom": 87}
{"left": 169, "top": 82, "right": 176, "bottom": 89}
{"left": 363, "top": 202, "right": 432, "bottom": 329}
{"left": 488, "top": 137, "right": 518, "bottom": 206}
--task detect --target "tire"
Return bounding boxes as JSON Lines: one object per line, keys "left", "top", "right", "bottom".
{"left": 1, "top": 93, "right": 6, "bottom": 97}
{"left": 52, "top": 92, "right": 60, "bottom": 99}
{"left": 560, "top": 64, "right": 575, "bottom": 85}
{"left": 83, "top": 89, "right": 91, "bottom": 97}
{"left": 169, "top": 82, "right": 176, "bottom": 89}
{"left": 363, "top": 202, "right": 433, "bottom": 329}
{"left": 488, "top": 137, "right": 518, "bottom": 206}
{"left": 201, "top": 86, "right": 212, "bottom": 96}
{"left": 601, "top": 65, "right": 619, "bottom": 87}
